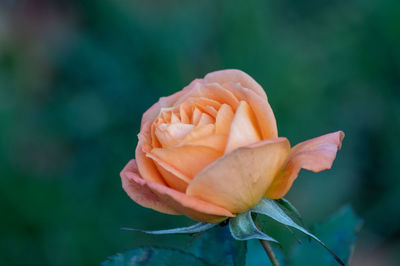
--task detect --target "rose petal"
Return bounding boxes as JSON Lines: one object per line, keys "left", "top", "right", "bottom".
{"left": 215, "top": 104, "right": 234, "bottom": 135}
{"left": 141, "top": 88, "right": 190, "bottom": 128}
{"left": 204, "top": 69, "right": 268, "bottom": 100}
{"left": 265, "top": 131, "right": 345, "bottom": 199}
{"left": 224, "top": 82, "right": 278, "bottom": 139}
{"left": 187, "top": 138, "right": 291, "bottom": 213}
{"left": 197, "top": 113, "right": 214, "bottom": 126}
{"left": 121, "top": 160, "right": 178, "bottom": 214}
{"left": 155, "top": 123, "right": 194, "bottom": 148}
{"left": 175, "top": 81, "right": 239, "bottom": 110}
{"left": 224, "top": 101, "right": 262, "bottom": 154}
{"left": 136, "top": 121, "right": 166, "bottom": 184}
{"left": 146, "top": 180, "right": 234, "bottom": 222}
{"left": 150, "top": 145, "right": 223, "bottom": 180}
{"left": 154, "top": 162, "right": 189, "bottom": 192}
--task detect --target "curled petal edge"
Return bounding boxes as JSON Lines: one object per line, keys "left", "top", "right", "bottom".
{"left": 265, "top": 131, "right": 345, "bottom": 199}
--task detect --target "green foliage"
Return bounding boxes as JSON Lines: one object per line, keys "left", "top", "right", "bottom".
{"left": 191, "top": 225, "right": 247, "bottom": 266}
{"left": 122, "top": 222, "right": 217, "bottom": 235}
{"left": 229, "top": 212, "right": 277, "bottom": 242}
{"left": 102, "top": 247, "right": 208, "bottom": 266}
{"left": 290, "top": 206, "right": 363, "bottom": 266}
{"left": 104, "top": 225, "right": 247, "bottom": 266}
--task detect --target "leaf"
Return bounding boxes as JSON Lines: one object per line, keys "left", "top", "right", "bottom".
{"left": 290, "top": 206, "right": 363, "bottom": 266}
{"left": 252, "top": 199, "right": 345, "bottom": 265}
{"left": 276, "top": 198, "right": 304, "bottom": 225}
{"left": 102, "top": 247, "right": 209, "bottom": 266}
{"left": 121, "top": 222, "right": 217, "bottom": 235}
{"left": 229, "top": 211, "right": 277, "bottom": 242}
{"left": 191, "top": 225, "right": 247, "bottom": 266}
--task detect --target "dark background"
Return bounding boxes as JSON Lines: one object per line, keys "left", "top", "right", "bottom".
{"left": 1, "top": 0, "right": 399, "bottom": 265}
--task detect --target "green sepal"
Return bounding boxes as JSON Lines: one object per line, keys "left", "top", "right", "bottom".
{"left": 229, "top": 211, "right": 277, "bottom": 242}
{"left": 121, "top": 222, "right": 217, "bottom": 235}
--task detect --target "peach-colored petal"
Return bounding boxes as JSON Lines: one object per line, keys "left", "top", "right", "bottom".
{"left": 136, "top": 121, "right": 166, "bottom": 185}
{"left": 141, "top": 88, "right": 190, "bottom": 128}
{"left": 197, "top": 113, "right": 214, "bottom": 126}
{"left": 155, "top": 123, "right": 194, "bottom": 148}
{"left": 224, "top": 101, "right": 262, "bottom": 154}
{"left": 154, "top": 163, "right": 188, "bottom": 192}
{"left": 187, "top": 138, "right": 291, "bottom": 213}
{"left": 179, "top": 104, "right": 190, "bottom": 124}
{"left": 147, "top": 152, "right": 191, "bottom": 183}
{"left": 204, "top": 69, "right": 268, "bottom": 100}
{"left": 224, "top": 82, "right": 278, "bottom": 139}
{"left": 150, "top": 145, "right": 222, "bottom": 180}
{"left": 215, "top": 104, "right": 234, "bottom": 135}
{"left": 265, "top": 131, "right": 345, "bottom": 199}
{"left": 146, "top": 180, "right": 234, "bottom": 222}
{"left": 121, "top": 160, "right": 178, "bottom": 215}
{"left": 182, "top": 134, "right": 227, "bottom": 153}
{"left": 192, "top": 107, "right": 202, "bottom": 125}
{"left": 182, "top": 124, "right": 215, "bottom": 143}
{"left": 175, "top": 81, "right": 239, "bottom": 110}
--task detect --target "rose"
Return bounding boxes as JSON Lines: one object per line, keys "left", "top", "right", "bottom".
{"left": 121, "top": 70, "right": 344, "bottom": 223}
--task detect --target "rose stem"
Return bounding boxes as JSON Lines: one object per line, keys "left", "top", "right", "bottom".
{"left": 254, "top": 216, "right": 280, "bottom": 266}
{"left": 258, "top": 239, "right": 280, "bottom": 266}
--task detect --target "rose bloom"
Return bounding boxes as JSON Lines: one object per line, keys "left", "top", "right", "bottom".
{"left": 121, "top": 70, "right": 344, "bottom": 223}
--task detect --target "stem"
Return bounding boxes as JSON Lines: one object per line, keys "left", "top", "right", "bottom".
{"left": 259, "top": 239, "right": 280, "bottom": 266}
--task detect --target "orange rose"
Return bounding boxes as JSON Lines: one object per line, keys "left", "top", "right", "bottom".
{"left": 121, "top": 70, "right": 344, "bottom": 223}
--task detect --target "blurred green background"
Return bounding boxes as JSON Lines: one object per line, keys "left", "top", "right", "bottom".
{"left": 1, "top": 0, "right": 399, "bottom": 265}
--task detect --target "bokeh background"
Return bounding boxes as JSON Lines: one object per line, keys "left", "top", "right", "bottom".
{"left": 1, "top": 0, "right": 399, "bottom": 265}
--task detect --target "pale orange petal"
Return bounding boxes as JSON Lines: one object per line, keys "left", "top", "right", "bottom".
{"left": 136, "top": 121, "right": 166, "bottom": 184}
{"left": 174, "top": 81, "right": 239, "bottom": 110}
{"left": 182, "top": 134, "right": 227, "bottom": 153}
{"left": 265, "top": 131, "right": 345, "bottom": 199}
{"left": 146, "top": 180, "right": 234, "bottom": 222}
{"left": 150, "top": 145, "right": 222, "bottom": 180}
{"left": 182, "top": 124, "right": 215, "bottom": 143}
{"left": 155, "top": 123, "right": 194, "bottom": 148}
{"left": 154, "top": 162, "right": 188, "bottom": 192}
{"left": 121, "top": 160, "right": 178, "bottom": 214}
{"left": 192, "top": 107, "right": 202, "bottom": 125}
{"left": 224, "top": 82, "right": 278, "bottom": 139}
{"left": 224, "top": 101, "right": 262, "bottom": 154}
{"left": 197, "top": 113, "right": 214, "bottom": 126}
{"left": 179, "top": 104, "right": 190, "bottom": 124}
{"left": 204, "top": 69, "right": 268, "bottom": 100}
{"left": 141, "top": 88, "right": 189, "bottom": 128}
{"left": 215, "top": 104, "right": 234, "bottom": 135}
{"left": 187, "top": 138, "right": 291, "bottom": 213}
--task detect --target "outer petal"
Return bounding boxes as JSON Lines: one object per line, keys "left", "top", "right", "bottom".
{"left": 121, "top": 160, "right": 178, "bottom": 215}
{"left": 204, "top": 69, "right": 268, "bottom": 100}
{"left": 136, "top": 121, "right": 166, "bottom": 185}
{"left": 121, "top": 160, "right": 234, "bottom": 222}
{"left": 265, "top": 131, "right": 345, "bottom": 199}
{"left": 187, "top": 138, "right": 291, "bottom": 214}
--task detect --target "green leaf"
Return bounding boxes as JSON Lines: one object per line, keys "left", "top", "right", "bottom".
{"left": 121, "top": 222, "right": 217, "bottom": 235}
{"left": 252, "top": 199, "right": 345, "bottom": 265}
{"left": 276, "top": 198, "right": 304, "bottom": 225}
{"left": 102, "top": 247, "right": 209, "bottom": 266}
{"left": 229, "top": 211, "right": 277, "bottom": 242}
{"left": 290, "top": 206, "right": 363, "bottom": 266}
{"left": 191, "top": 225, "right": 247, "bottom": 266}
